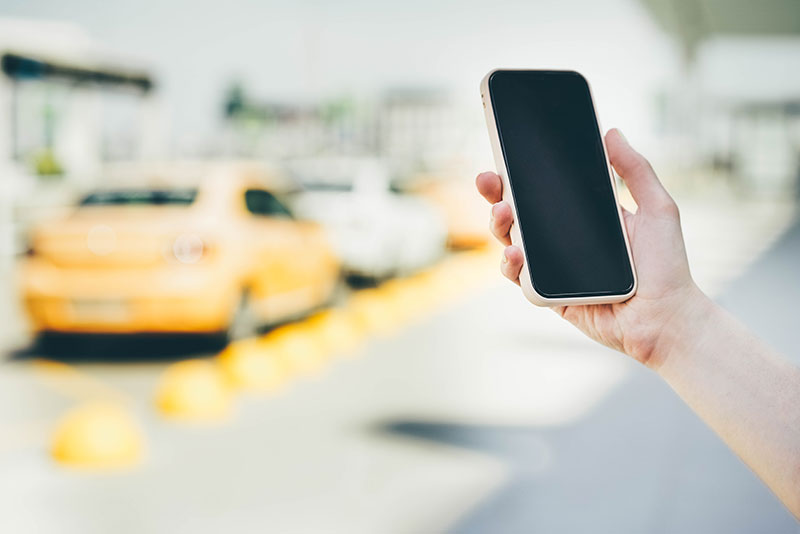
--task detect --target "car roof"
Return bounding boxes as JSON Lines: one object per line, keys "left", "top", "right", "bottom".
{"left": 99, "top": 160, "right": 300, "bottom": 194}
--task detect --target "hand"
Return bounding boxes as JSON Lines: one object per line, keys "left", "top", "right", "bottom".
{"left": 476, "top": 128, "right": 709, "bottom": 369}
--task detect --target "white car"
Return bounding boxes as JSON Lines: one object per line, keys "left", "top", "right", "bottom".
{"left": 289, "top": 159, "right": 447, "bottom": 280}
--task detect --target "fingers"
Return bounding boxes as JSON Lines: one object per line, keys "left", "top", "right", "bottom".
{"left": 501, "top": 245, "right": 523, "bottom": 285}
{"left": 474, "top": 172, "right": 521, "bottom": 284}
{"left": 605, "top": 129, "right": 677, "bottom": 216}
{"left": 476, "top": 172, "right": 514, "bottom": 246}
{"left": 476, "top": 171, "right": 503, "bottom": 204}
{"left": 490, "top": 201, "right": 513, "bottom": 246}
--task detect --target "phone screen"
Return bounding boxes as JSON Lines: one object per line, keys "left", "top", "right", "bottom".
{"left": 488, "top": 70, "right": 634, "bottom": 298}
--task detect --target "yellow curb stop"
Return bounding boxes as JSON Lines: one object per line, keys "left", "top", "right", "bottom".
{"left": 347, "top": 288, "right": 404, "bottom": 336}
{"left": 51, "top": 402, "right": 144, "bottom": 469}
{"left": 154, "top": 360, "right": 234, "bottom": 421}
{"left": 218, "top": 338, "right": 290, "bottom": 393}
{"left": 305, "top": 309, "right": 365, "bottom": 357}
{"left": 372, "top": 280, "right": 421, "bottom": 325}
{"left": 268, "top": 324, "right": 329, "bottom": 376}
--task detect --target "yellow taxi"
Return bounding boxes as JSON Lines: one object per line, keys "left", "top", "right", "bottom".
{"left": 21, "top": 162, "right": 341, "bottom": 341}
{"left": 411, "top": 175, "right": 490, "bottom": 250}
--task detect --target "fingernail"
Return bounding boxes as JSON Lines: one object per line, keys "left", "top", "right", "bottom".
{"left": 616, "top": 129, "right": 628, "bottom": 145}
{"left": 502, "top": 252, "right": 509, "bottom": 264}
{"left": 490, "top": 203, "right": 497, "bottom": 222}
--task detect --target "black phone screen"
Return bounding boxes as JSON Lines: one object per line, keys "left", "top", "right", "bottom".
{"left": 488, "top": 70, "right": 634, "bottom": 298}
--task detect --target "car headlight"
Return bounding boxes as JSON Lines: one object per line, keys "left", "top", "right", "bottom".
{"left": 171, "top": 234, "right": 209, "bottom": 264}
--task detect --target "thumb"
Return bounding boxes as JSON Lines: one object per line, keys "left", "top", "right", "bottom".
{"left": 605, "top": 128, "right": 674, "bottom": 214}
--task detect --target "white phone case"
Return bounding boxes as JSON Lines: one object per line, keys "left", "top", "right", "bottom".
{"left": 480, "top": 68, "right": 637, "bottom": 307}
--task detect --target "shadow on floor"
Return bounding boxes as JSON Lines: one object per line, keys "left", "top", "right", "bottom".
{"left": 378, "top": 368, "right": 795, "bottom": 533}
{"left": 376, "top": 218, "right": 800, "bottom": 534}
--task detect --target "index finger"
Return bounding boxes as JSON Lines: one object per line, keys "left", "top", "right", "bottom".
{"left": 476, "top": 172, "right": 503, "bottom": 204}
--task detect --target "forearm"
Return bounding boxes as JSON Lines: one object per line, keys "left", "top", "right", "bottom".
{"left": 655, "top": 290, "right": 800, "bottom": 517}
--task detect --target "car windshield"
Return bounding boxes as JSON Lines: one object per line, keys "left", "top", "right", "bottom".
{"left": 80, "top": 189, "right": 198, "bottom": 206}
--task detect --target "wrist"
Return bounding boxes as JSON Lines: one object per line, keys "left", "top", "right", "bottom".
{"left": 648, "top": 284, "right": 717, "bottom": 375}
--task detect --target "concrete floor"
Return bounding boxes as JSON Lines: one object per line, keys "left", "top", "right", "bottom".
{"left": 0, "top": 192, "right": 798, "bottom": 533}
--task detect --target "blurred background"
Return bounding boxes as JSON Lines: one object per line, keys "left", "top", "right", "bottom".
{"left": 0, "top": 0, "right": 799, "bottom": 532}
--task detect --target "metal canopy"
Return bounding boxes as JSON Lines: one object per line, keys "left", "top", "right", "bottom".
{"left": 1, "top": 52, "right": 153, "bottom": 92}
{"left": 640, "top": 0, "right": 800, "bottom": 57}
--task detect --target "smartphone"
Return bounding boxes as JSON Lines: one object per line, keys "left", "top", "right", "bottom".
{"left": 480, "top": 69, "right": 636, "bottom": 306}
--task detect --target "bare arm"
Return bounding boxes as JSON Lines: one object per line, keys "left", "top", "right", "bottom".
{"left": 656, "top": 291, "right": 800, "bottom": 517}
{"left": 476, "top": 128, "right": 800, "bottom": 518}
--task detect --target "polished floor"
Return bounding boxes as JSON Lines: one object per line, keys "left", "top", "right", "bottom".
{"left": 0, "top": 193, "right": 797, "bottom": 533}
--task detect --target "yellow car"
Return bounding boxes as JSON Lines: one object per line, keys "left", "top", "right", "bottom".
{"left": 411, "top": 175, "right": 490, "bottom": 250}
{"left": 21, "top": 162, "right": 341, "bottom": 341}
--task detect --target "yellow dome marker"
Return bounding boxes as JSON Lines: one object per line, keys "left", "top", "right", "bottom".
{"left": 348, "top": 289, "right": 402, "bottom": 336}
{"left": 154, "top": 360, "right": 234, "bottom": 422}
{"left": 51, "top": 402, "right": 144, "bottom": 469}
{"left": 268, "top": 323, "right": 329, "bottom": 376}
{"left": 305, "top": 309, "right": 365, "bottom": 358}
{"left": 218, "top": 338, "right": 289, "bottom": 394}
{"left": 377, "top": 279, "right": 427, "bottom": 325}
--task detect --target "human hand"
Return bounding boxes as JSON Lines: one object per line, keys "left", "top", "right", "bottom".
{"left": 476, "top": 128, "right": 709, "bottom": 369}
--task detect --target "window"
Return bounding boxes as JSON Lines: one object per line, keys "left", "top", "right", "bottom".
{"left": 244, "top": 189, "right": 293, "bottom": 218}
{"left": 80, "top": 189, "right": 198, "bottom": 206}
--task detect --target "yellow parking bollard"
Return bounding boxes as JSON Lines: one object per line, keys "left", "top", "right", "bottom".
{"left": 268, "top": 323, "right": 329, "bottom": 376}
{"left": 304, "top": 309, "right": 365, "bottom": 358}
{"left": 347, "top": 288, "right": 403, "bottom": 337}
{"left": 51, "top": 402, "right": 144, "bottom": 469}
{"left": 372, "top": 280, "right": 414, "bottom": 326}
{"left": 218, "top": 337, "right": 290, "bottom": 394}
{"left": 154, "top": 359, "right": 234, "bottom": 422}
